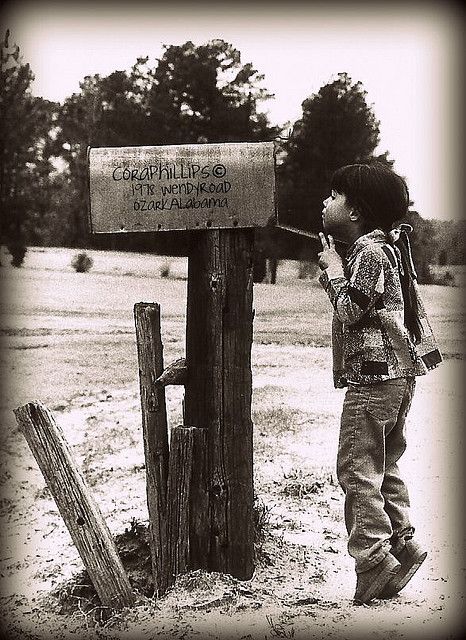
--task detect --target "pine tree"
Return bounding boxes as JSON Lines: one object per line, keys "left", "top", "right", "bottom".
{"left": 53, "top": 40, "right": 278, "bottom": 249}
{"left": 145, "top": 40, "right": 277, "bottom": 144}
{"left": 278, "top": 73, "right": 386, "bottom": 236}
{"left": 1, "top": 30, "right": 56, "bottom": 264}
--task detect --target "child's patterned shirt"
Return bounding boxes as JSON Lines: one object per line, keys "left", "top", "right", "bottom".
{"left": 319, "top": 229, "right": 442, "bottom": 388}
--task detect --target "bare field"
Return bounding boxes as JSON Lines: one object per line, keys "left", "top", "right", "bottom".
{"left": 0, "top": 246, "right": 465, "bottom": 640}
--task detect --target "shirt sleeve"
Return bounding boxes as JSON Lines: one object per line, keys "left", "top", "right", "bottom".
{"left": 318, "top": 246, "right": 385, "bottom": 325}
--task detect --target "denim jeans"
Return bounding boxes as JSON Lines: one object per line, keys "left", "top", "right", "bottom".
{"left": 337, "top": 377, "right": 416, "bottom": 573}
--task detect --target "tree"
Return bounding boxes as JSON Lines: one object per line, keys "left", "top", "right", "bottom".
{"left": 145, "top": 40, "right": 278, "bottom": 145}
{"left": 431, "top": 219, "right": 466, "bottom": 266}
{"left": 0, "top": 30, "right": 56, "bottom": 264}
{"left": 405, "top": 217, "right": 466, "bottom": 283}
{"left": 143, "top": 40, "right": 281, "bottom": 259}
{"left": 278, "top": 73, "right": 386, "bottom": 245}
{"left": 52, "top": 69, "right": 149, "bottom": 247}
{"left": 52, "top": 40, "right": 279, "bottom": 249}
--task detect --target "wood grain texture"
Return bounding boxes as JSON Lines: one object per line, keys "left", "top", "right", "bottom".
{"left": 134, "top": 302, "right": 170, "bottom": 596}
{"left": 88, "top": 142, "right": 276, "bottom": 233}
{"left": 153, "top": 358, "right": 187, "bottom": 387}
{"left": 187, "top": 426, "right": 209, "bottom": 570}
{"left": 184, "top": 229, "right": 255, "bottom": 579}
{"left": 166, "top": 426, "right": 193, "bottom": 582}
{"left": 14, "top": 402, "right": 135, "bottom": 609}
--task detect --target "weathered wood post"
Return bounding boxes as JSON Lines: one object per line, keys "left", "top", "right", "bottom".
{"left": 134, "top": 302, "right": 170, "bottom": 595}
{"left": 184, "top": 228, "right": 255, "bottom": 578}
{"left": 88, "top": 141, "right": 276, "bottom": 585}
{"left": 14, "top": 402, "right": 135, "bottom": 609}
{"left": 166, "top": 426, "right": 205, "bottom": 580}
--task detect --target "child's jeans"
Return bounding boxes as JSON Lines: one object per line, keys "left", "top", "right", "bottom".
{"left": 338, "top": 377, "right": 416, "bottom": 573}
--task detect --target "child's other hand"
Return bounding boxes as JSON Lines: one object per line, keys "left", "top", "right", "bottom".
{"left": 318, "top": 233, "right": 342, "bottom": 272}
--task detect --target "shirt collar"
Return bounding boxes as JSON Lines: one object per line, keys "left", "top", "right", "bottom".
{"left": 346, "top": 229, "right": 387, "bottom": 261}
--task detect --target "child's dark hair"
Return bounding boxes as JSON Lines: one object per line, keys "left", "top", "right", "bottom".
{"left": 331, "top": 161, "right": 409, "bottom": 231}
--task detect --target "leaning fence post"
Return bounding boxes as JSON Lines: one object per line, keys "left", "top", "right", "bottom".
{"left": 134, "top": 302, "right": 170, "bottom": 596}
{"left": 14, "top": 402, "right": 135, "bottom": 609}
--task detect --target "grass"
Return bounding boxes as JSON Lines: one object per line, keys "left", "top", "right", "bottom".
{"left": 280, "top": 468, "right": 337, "bottom": 500}
{"left": 52, "top": 496, "right": 276, "bottom": 618}
{"left": 266, "top": 613, "right": 296, "bottom": 638}
{"left": 253, "top": 402, "right": 310, "bottom": 435}
{"left": 54, "top": 518, "right": 153, "bottom": 621}
{"left": 253, "top": 494, "right": 273, "bottom": 564}
{"left": 2, "top": 245, "right": 462, "bottom": 450}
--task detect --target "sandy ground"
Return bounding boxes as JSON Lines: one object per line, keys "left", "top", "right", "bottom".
{"left": 0, "top": 247, "right": 464, "bottom": 639}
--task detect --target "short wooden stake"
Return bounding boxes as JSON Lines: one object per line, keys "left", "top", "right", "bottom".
{"left": 134, "top": 302, "right": 170, "bottom": 596}
{"left": 188, "top": 426, "right": 209, "bottom": 570}
{"left": 166, "top": 426, "right": 208, "bottom": 583}
{"left": 14, "top": 402, "right": 135, "bottom": 609}
{"left": 166, "top": 426, "right": 194, "bottom": 583}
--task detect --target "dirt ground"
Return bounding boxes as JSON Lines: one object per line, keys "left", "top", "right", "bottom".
{"left": 0, "top": 247, "right": 464, "bottom": 639}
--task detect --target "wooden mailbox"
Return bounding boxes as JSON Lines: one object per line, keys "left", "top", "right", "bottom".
{"left": 88, "top": 141, "right": 276, "bottom": 589}
{"left": 88, "top": 141, "right": 276, "bottom": 232}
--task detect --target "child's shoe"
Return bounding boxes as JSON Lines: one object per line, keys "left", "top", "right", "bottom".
{"left": 353, "top": 553, "right": 401, "bottom": 605}
{"left": 379, "top": 539, "right": 427, "bottom": 598}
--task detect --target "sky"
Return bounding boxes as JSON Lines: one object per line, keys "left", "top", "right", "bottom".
{"left": 3, "top": 0, "right": 464, "bottom": 221}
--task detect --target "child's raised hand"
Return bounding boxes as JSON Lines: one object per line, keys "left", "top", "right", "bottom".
{"left": 319, "top": 232, "right": 335, "bottom": 251}
{"left": 318, "top": 232, "right": 342, "bottom": 272}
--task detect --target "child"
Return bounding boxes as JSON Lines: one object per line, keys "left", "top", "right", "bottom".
{"left": 317, "top": 162, "right": 442, "bottom": 605}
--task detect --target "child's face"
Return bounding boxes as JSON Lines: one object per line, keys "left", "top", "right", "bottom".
{"left": 322, "top": 190, "right": 353, "bottom": 240}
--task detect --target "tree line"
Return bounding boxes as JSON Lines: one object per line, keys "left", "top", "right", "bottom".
{"left": 1, "top": 31, "right": 464, "bottom": 277}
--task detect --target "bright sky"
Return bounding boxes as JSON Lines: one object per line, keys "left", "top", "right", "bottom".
{"left": 4, "top": 0, "right": 463, "bottom": 221}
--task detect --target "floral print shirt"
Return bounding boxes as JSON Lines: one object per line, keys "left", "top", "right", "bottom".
{"left": 318, "top": 229, "right": 442, "bottom": 388}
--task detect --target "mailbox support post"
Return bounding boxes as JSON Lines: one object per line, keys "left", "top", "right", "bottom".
{"left": 184, "top": 228, "right": 255, "bottom": 580}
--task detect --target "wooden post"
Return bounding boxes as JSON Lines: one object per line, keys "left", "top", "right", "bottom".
{"left": 166, "top": 426, "right": 193, "bottom": 582}
{"left": 166, "top": 426, "right": 208, "bottom": 583}
{"left": 14, "top": 402, "right": 135, "bottom": 609}
{"left": 188, "top": 426, "right": 209, "bottom": 570}
{"left": 184, "top": 228, "right": 255, "bottom": 579}
{"left": 88, "top": 142, "right": 275, "bottom": 586}
{"left": 134, "top": 302, "right": 170, "bottom": 596}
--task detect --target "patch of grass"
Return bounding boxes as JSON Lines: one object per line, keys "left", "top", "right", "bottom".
{"left": 160, "top": 260, "right": 171, "bottom": 278}
{"left": 279, "top": 468, "right": 336, "bottom": 500}
{"left": 71, "top": 252, "right": 93, "bottom": 273}
{"left": 53, "top": 501, "right": 275, "bottom": 624}
{"left": 10, "top": 342, "right": 49, "bottom": 350}
{"left": 35, "top": 485, "right": 51, "bottom": 500}
{"left": 7, "top": 243, "right": 27, "bottom": 267}
{"left": 252, "top": 398, "right": 310, "bottom": 436}
{"left": 54, "top": 518, "right": 152, "bottom": 623}
{"left": 266, "top": 612, "right": 296, "bottom": 638}
{"left": 54, "top": 573, "right": 108, "bottom": 624}
{"left": 253, "top": 494, "right": 273, "bottom": 565}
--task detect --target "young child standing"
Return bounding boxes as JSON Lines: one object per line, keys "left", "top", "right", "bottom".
{"left": 317, "top": 162, "right": 442, "bottom": 604}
